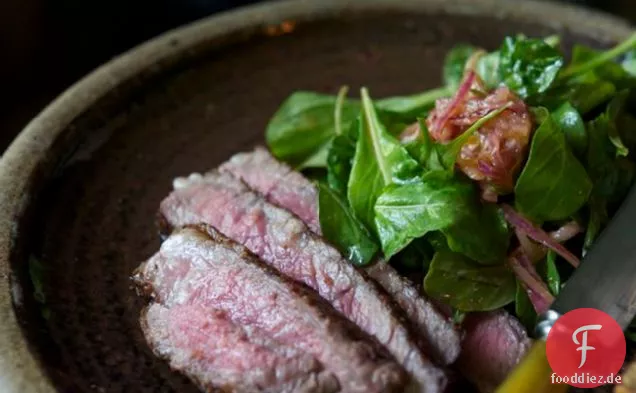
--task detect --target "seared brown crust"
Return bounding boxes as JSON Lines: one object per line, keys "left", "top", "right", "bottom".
{"left": 156, "top": 211, "right": 173, "bottom": 240}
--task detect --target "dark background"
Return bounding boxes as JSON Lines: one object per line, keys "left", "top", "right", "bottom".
{"left": 0, "top": 0, "right": 633, "bottom": 153}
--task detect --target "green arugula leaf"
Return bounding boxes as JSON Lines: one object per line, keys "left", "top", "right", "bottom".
{"left": 565, "top": 45, "right": 636, "bottom": 88}
{"left": 376, "top": 87, "right": 452, "bottom": 119}
{"left": 515, "top": 280, "right": 538, "bottom": 330}
{"left": 443, "top": 202, "right": 510, "bottom": 265}
{"left": 423, "top": 250, "right": 516, "bottom": 312}
{"left": 587, "top": 107, "right": 636, "bottom": 203}
{"left": 327, "top": 90, "right": 445, "bottom": 198}
{"left": 514, "top": 107, "right": 592, "bottom": 221}
{"left": 441, "top": 43, "right": 503, "bottom": 90}
{"left": 476, "top": 51, "right": 501, "bottom": 90}
{"left": 400, "top": 119, "right": 444, "bottom": 171}
{"left": 551, "top": 102, "right": 587, "bottom": 157}
{"left": 443, "top": 45, "right": 478, "bottom": 91}
{"left": 380, "top": 114, "right": 411, "bottom": 137}
{"left": 605, "top": 91, "right": 630, "bottom": 157}
{"left": 584, "top": 197, "right": 607, "bottom": 254}
{"left": 326, "top": 88, "right": 358, "bottom": 195}
{"left": 532, "top": 80, "right": 616, "bottom": 115}
{"left": 499, "top": 36, "right": 564, "bottom": 99}
{"left": 565, "top": 82, "right": 617, "bottom": 115}
{"left": 559, "top": 33, "right": 636, "bottom": 83}
{"left": 374, "top": 164, "right": 509, "bottom": 264}
{"left": 299, "top": 148, "right": 330, "bottom": 169}
{"left": 327, "top": 132, "right": 357, "bottom": 196}
{"left": 374, "top": 171, "right": 472, "bottom": 258}
{"left": 583, "top": 102, "right": 636, "bottom": 251}
{"left": 347, "top": 88, "right": 421, "bottom": 232}
{"left": 266, "top": 88, "right": 448, "bottom": 169}
{"left": 402, "top": 120, "right": 431, "bottom": 165}
{"left": 266, "top": 91, "right": 360, "bottom": 168}
{"left": 328, "top": 117, "right": 415, "bottom": 197}
{"left": 318, "top": 182, "right": 378, "bottom": 266}
{"left": 334, "top": 86, "right": 349, "bottom": 137}
{"left": 540, "top": 250, "right": 561, "bottom": 295}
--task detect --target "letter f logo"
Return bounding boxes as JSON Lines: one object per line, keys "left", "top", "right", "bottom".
{"left": 572, "top": 324, "right": 603, "bottom": 368}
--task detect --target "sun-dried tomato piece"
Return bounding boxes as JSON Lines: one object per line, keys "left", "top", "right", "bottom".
{"left": 426, "top": 87, "right": 533, "bottom": 196}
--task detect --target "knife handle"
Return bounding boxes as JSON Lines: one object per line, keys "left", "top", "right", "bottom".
{"left": 494, "top": 340, "right": 569, "bottom": 393}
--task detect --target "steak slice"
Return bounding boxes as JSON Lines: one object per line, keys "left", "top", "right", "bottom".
{"left": 161, "top": 172, "right": 447, "bottom": 393}
{"left": 142, "top": 303, "right": 339, "bottom": 393}
{"left": 455, "top": 311, "right": 531, "bottom": 393}
{"left": 363, "top": 263, "right": 461, "bottom": 366}
{"left": 135, "top": 225, "right": 406, "bottom": 393}
{"left": 220, "top": 147, "right": 461, "bottom": 365}
{"left": 219, "top": 146, "right": 321, "bottom": 233}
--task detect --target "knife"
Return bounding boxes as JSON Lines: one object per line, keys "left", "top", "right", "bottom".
{"left": 496, "top": 184, "right": 636, "bottom": 393}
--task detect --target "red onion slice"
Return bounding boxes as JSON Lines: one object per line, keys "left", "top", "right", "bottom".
{"left": 501, "top": 204, "right": 581, "bottom": 268}
{"left": 432, "top": 71, "right": 476, "bottom": 136}
{"left": 508, "top": 250, "right": 555, "bottom": 314}
{"left": 516, "top": 230, "right": 544, "bottom": 262}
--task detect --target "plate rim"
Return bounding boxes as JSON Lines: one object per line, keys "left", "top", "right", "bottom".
{"left": 0, "top": 0, "right": 632, "bottom": 391}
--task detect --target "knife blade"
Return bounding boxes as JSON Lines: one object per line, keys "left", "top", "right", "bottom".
{"left": 496, "top": 184, "right": 636, "bottom": 393}
{"left": 551, "top": 183, "right": 636, "bottom": 328}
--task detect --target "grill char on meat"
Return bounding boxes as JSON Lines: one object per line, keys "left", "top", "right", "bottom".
{"left": 160, "top": 171, "right": 447, "bottom": 393}
{"left": 134, "top": 225, "right": 407, "bottom": 393}
{"left": 219, "top": 147, "right": 461, "bottom": 366}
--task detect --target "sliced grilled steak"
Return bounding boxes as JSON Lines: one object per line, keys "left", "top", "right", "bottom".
{"left": 455, "top": 311, "right": 531, "bottom": 393}
{"left": 160, "top": 172, "right": 447, "bottom": 393}
{"left": 142, "top": 303, "right": 339, "bottom": 393}
{"left": 363, "top": 263, "right": 461, "bottom": 366}
{"left": 220, "top": 147, "right": 320, "bottom": 234}
{"left": 135, "top": 225, "right": 406, "bottom": 393}
{"left": 220, "top": 147, "right": 461, "bottom": 365}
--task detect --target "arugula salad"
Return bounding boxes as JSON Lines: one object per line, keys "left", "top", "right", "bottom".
{"left": 265, "top": 33, "right": 636, "bottom": 333}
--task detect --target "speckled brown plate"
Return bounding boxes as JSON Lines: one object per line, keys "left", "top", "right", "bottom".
{"left": 0, "top": 0, "right": 633, "bottom": 392}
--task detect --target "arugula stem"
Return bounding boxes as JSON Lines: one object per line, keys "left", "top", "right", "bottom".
{"left": 458, "top": 102, "right": 513, "bottom": 142}
{"left": 376, "top": 85, "right": 453, "bottom": 113}
{"left": 334, "top": 86, "right": 349, "bottom": 136}
{"left": 441, "top": 102, "right": 514, "bottom": 168}
{"left": 361, "top": 88, "right": 392, "bottom": 184}
{"left": 559, "top": 32, "right": 636, "bottom": 80}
